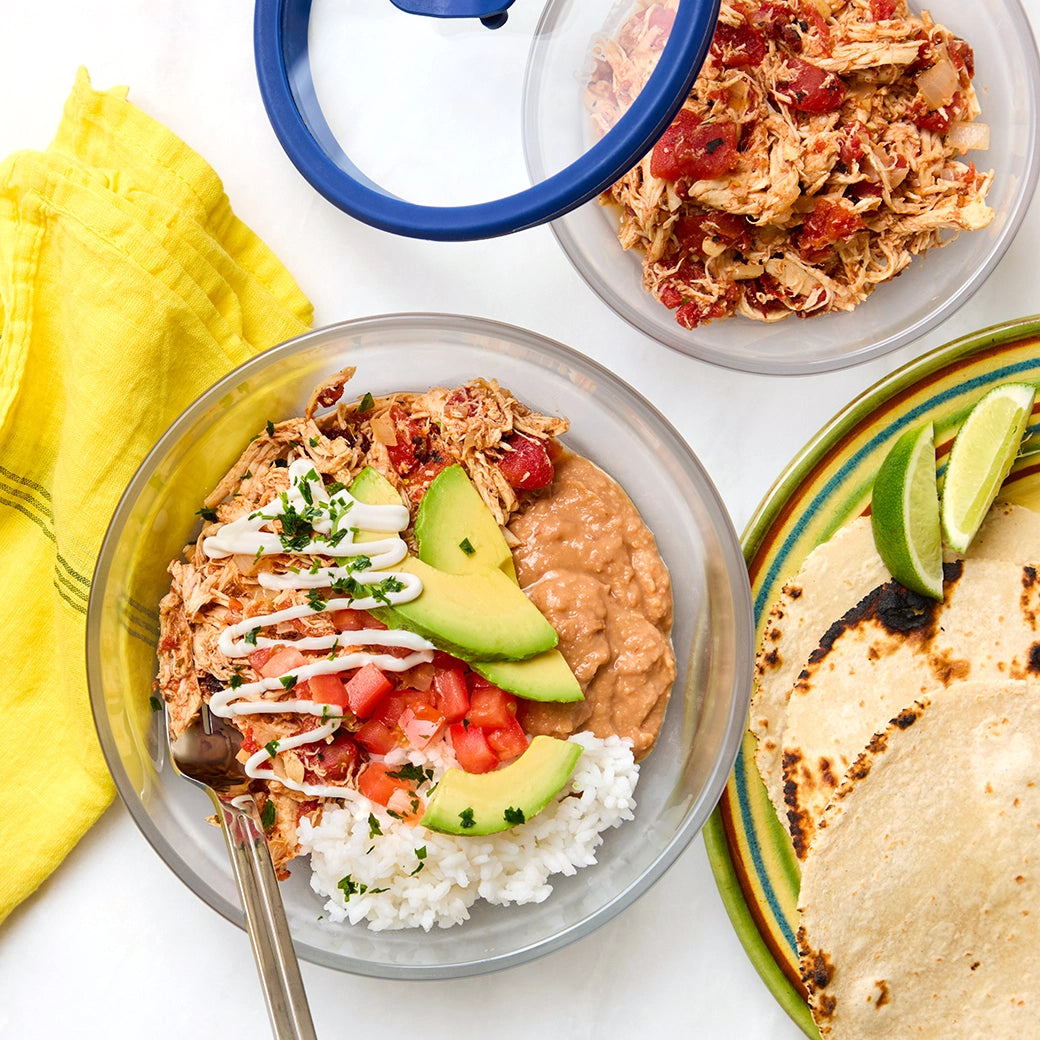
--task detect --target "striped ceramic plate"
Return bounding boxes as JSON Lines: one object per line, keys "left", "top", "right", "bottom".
{"left": 704, "top": 316, "right": 1040, "bottom": 1037}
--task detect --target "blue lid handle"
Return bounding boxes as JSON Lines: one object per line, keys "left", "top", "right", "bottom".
{"left": 389, "top": 0, "right": 513, "bottom": 23}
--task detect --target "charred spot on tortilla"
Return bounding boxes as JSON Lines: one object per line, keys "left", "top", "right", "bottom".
{"left": 1023, "top": 564, "right": 1039, "bottom": 588}
{"left": 891, "top": 705, "right": 920, "bottom": 729}
{"left": 804, "top": 572, "right": 953, "bottom": 671}
{"left": 799, "top": 942, "right": 836, "bottom": 992}
{"left": 1028, "top": 643, "right": 1040, "bottom": 674}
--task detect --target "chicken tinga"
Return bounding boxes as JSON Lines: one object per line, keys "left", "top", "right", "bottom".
{"left": 155, "top": 370, "right": 675, "bottom": 929}
{"left": 588, "top": 0, "right": 993, "bottom": 328}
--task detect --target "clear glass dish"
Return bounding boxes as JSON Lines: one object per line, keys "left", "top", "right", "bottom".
{"left": 87, "top": 313, "right": 754, "bottom": 978}
{"left": 527, "top": 0, "right": 1040, "bottom": 374}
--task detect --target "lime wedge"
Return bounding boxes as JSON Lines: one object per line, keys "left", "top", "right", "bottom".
{"left": 871, "top": 421, "right": 943, "bottom": 600}
{"left": 940, "top": 382, "right": 1035, "bottom": 553}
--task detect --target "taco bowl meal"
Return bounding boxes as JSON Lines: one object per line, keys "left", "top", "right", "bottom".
{"left": 155, "top": 370, "right": 676, "bottom": 931}
{"left": 746, "top": 382, "right": 1040, "bottom": 1036}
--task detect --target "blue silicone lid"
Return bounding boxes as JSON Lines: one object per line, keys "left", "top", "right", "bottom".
{"left": 253, "top": 0, "right": 719, "bottom": 240}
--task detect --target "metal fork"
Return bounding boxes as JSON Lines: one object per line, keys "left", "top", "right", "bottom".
{"left": 166, "top": 703, "right": 318, "bottom": 1040}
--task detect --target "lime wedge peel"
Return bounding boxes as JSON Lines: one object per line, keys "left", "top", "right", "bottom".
{"left": 940, "top": 382, "right": 1036, "bottom": 554}
{"left": 871, "top": 421, "right": 944, "bottom": 601}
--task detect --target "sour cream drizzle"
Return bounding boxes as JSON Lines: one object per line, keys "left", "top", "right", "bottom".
{"left": 201, "top": 459, "right": 435, "bottom": 799}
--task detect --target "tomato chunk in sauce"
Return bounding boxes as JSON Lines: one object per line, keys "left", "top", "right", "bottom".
{"left": 650, "top": 111, "right": 740, "bottom": 182}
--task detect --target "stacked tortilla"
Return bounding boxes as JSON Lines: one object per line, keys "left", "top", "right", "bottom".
{"left": 750, "top": 502, "right": 1040, "bottom": 1037}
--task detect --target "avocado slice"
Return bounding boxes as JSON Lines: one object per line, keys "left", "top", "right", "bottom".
{"left": 415, "top": 464, "right": 516, "bottom": 580}
{"left": 420, "top": 735, "right": 583, "bottom": 835}
{"left": 346, "top": 468, "right": 558, "bottom": 662}
{"left": 412, "top": 465, "right": 583, "bottom": 702}
{"left": 470, "top": 652, "right": 583, "bottom": 703}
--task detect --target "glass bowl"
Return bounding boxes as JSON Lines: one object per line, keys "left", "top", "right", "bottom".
{"left": 526, "top": 0, "right": 1040, "bottom": 374}
{"left": 86, "top": 313, "right": 754, "bottom": 978}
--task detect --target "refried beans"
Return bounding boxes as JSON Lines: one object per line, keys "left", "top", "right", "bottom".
{"left": 507, "top": 452, "right": 675, "bottom": 759}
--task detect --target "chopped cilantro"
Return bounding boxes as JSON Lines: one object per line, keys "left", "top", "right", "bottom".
{"left": 266, "top": 420, "right": 276, "bottom": 437}
{"left": 358, "top": 392, "right": 375, "bottom": 413}
{"left": 337, "top": 875, "right": 366, "bottom": 901}
{"left": 260, "top": 800, "right": 276, "bottom": 829}
{"left": 195, "top": 507, "right": 218, "bottom": 522}
{"left": 386, "top": 762, "right": 434, "bottom": 787}
{"left": 409, "top": 846, "right": 428, "bottom": 876}
{"left": 264, "top": 739, "right": 280, "bottom": 758}
{"left": 459, "top": 807, "right": 476, "bottom": 830}
{"left": 229, "top": 673, "right": 243, "bottom": 689}
{"left": 306, "top": 589, "right": 328, "bottom": 613}
{"left": 326, "top": 480, "right": 346, "bottom": 496}
{"left": 149, "top": 695, "right": 163, "bottom": 713}
{"left": 309, "top": 436, "right": 320, "bottom": 447}
{"left": 368, "top": 813, "right": 383, "bottom": 839}
{"left": 273, "top": 458, "right": 288, "bottom": 469}
{"left": 244, "top": 626, "right": 261, "bottom": 646}
{"left": 279, "top": 674, "right": 297, "bottom": 690}
{"left": 458, "top": 537, "right": 476, "bottom": 556}
{"left": 372, "top": 576, "right": 405, "bottom": 606}
{"left": 503, "top": 807, "right": 526, "bottom": 826}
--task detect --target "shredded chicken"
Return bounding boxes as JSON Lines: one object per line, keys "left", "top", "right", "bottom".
{"left": 590, "top": 0, "right": 994, "bottom": 327}
{"left": 153, "top": 375, "right": 567, "bottom": 876}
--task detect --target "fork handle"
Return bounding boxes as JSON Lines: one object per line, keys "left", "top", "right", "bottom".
{"left": 218, "top": 795, "right": 319, "bottom": 1040}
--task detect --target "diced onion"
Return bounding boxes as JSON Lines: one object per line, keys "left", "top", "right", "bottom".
{"left": 370, "top": 413, "right": 397, "bottom": 445}
{"left": 947, "top": 120, "right": 991, "bottom": 154}
{"left": 916, "top": 49, "right": 959, "bottom": 109}
{"left": 729, "top": 262, "right": 766, "bottom": 280}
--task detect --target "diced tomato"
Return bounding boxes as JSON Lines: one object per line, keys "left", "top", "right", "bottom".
{"left": 432, "top": 667, "right": 470, "bottom": 722}
{"left": 497, "top": 434, "right": 555, "bottom": 491}
{"left": 384, "top": 405, "right": 423, "bottom": 474}
{"left": 676, "top": 297, "right": 733, "bottom": 329}
{"left": 777, "top": 57, "right": 846, "bottom": 112}
{"left": 798, "top": 199, "right": 864, "bottom": 255}
{"left": 839, "top": 121, "right": 870, "bottom": 166}
{"left": 308, "top": 731, "right": 359, "bottom": 783}
{"left": 710, "top": 22, "right": 766, "bottom": 67}
{"left": 355, "top": 717, "right": 398, "bottom": 755}
{"left": 250, "top": 645, "right": 308, "bottom": 679}
{"left": 650, "top": 110, "right": 740, "bottom": 182}
{"left": 675, "top": 210, "right": 752, "bottom": 257}
{"left": 465, "top": 685, "right": 517, "bottom": 730}
{"left": 330, "top": 608, "right": 384, "bottom": 631}
{"left": 869, "top": 0, "right": 897, "bottom": 18}
{"left": 308, "top": 673, "right": 349, "bottom": 711}
{"left": 648, "top": 5, "right": 675, "bottom": 36}
{"left": 449, "top": 722, "right": 500, "bottom": 774}
{"left": 659, "top": 283, "right": 685, "bottom": 310}
{"left": 432, "top": 649, "right": 465, "bottom": 671}
{"left": 357, "top": 762, "right": 423, "bottom": 821}
{"left": 948, "top": 38, "right": 975, "bottom": 77}
{"left": 344, "top": 663, "right": 394, "bottom": 718}
{"left": 911, "top": 101, "right": 952, "bottom": 134}
{"left": 399, "top": 702, "right": 447, "bottom": 750}
{"left": 373, "top": 687, "right": 433, "bottom": 728}
{"left": 485, "top": 716, "right": 529, "bottom": 763}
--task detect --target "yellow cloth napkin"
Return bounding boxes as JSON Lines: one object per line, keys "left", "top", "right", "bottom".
{"left": 0, "top": 68, "right": 313, "bottom": 925}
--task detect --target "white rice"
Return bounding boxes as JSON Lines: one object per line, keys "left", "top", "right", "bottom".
{"left": 297, "top": 730, "right": 639, "bottom": 931}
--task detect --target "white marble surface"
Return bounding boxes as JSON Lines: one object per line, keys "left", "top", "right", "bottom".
{"left": 1, "top": 3, "right": 1037, "bottom": 1038}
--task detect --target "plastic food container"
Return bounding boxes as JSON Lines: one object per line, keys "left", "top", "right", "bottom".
{"left": 87, "top": 313, "right": 754, "bottom": 978}
{"left": 534, "top": 0, "right": 1040, "bottom": 373}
